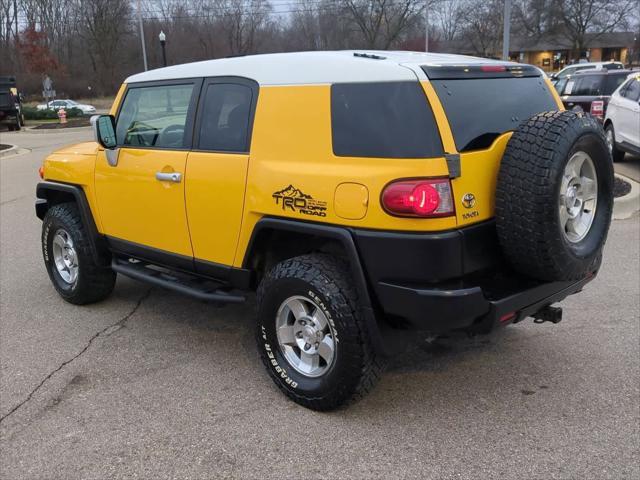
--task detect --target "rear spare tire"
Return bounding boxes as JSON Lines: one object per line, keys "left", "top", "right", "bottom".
{"left": 495, "top": 111, "right": 613, "bottom": 282}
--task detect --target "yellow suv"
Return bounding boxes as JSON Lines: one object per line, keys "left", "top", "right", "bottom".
{"left": 36, "top": 51, "right": 614, "bottom": 410}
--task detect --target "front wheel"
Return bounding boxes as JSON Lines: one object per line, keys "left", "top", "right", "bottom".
{"left": 256, "top": 254, "right": 383, "bottom": 410}
{"left": 42, "top": 203, "right": 116, "bottom": 304}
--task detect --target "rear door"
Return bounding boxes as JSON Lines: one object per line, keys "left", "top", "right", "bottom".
{"left": 425, "top": 65, "right": 559, "bottom": 226}
{"left": 616, "top": 77, "right": 640, "bottom": 146}
{"left": 185, "top": 78, "right": 258, "bottom": 276}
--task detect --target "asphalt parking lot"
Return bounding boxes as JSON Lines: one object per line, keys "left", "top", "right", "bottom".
{"left": 1, "top": 128, "right": 639, "bottom": 479}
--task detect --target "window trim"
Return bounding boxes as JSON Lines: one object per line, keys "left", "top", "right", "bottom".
{"left": 191, "top": 76, "right": 259, "bottom": 155}
{"left": 115, "top": 77, "right": 204, "bottom": 151}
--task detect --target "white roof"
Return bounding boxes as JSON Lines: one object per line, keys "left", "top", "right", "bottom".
{"left": 125, "top": 50, "right": 514, "bottom": 86}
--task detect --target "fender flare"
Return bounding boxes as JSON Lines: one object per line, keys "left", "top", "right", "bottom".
{"left": 244, "top": 217, "right": 401, "bottom": 356}
{"left": 36, "top": 181, "right": 110, "bottom": 266}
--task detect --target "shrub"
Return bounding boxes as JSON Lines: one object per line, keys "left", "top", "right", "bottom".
{"left": 23, "top": 106, "right": 84, "bottom": 120}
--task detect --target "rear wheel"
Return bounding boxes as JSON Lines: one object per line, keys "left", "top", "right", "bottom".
{"left": 496, "top": 111, "right": 614, "bottom": 281}
{"left": 605, "top": 123, "right": 625, "bottom": 162}
{"left": 256, "top": 254, "right": 383, "bottom": 410}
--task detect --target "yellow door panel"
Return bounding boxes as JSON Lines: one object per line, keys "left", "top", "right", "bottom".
{"left": 95, "top": 148, "right": 193, "bottom": 257}
{"left": 185, "top": 152, "right": 249, "bottom": 266}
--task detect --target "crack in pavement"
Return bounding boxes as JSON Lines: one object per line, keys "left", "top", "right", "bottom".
{"left": 0, "top": 288, "right": 153, "bottom": 425}
{"left": 1, "top": 195, "right": 28, "bottom": 206}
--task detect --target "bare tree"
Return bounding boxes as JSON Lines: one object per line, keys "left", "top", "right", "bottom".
{"left": 458, "top": 0, "right": 504, "bottom": 57}
{"left": 434, "top": 0, "right": 464, "bottom": 42}
{"left": 76, "top": 0, "right": 132, "bottom": 94}
{"left": 341, "top": 0, "right": 423, "bottom": 49}
{"left": 219, "top": 0, "right": 273, "bottom": 55}
{"left": 555, "top": 0, "right": 635, "bottom": 58}
{"left": 512, "top": 0, "right": 562, "bottom": 41}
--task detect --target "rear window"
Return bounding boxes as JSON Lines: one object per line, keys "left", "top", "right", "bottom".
{"left": 331, "top": 82, "right": 443, "bottom": 158}
{"left": 430, "top": 76, "right": 557, "bottom": 152}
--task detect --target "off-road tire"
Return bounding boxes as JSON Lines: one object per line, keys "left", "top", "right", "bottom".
{"left": 42, "top": 202, "right": 116, "bottom": 304}
{"left": 256, "top": 254, "right": 384, "bottom": 410}
{"left": 605, "top": 123, "right": 625, "bottom": 162}
{"left": 496, "top": 111, "right": 613, "bottom": 282}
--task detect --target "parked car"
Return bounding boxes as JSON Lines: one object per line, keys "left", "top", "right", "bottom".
{"left": 0, "top": 75, "right": 25, "bottom": 131}
{"left": 36, "top": 99, "right": 96, "bottom": 115}
{"left": 556, "top": 69, "right": 632, "bottom": 121}
{"left": 550, "top": 61, "right": 624, "bottom": 85}
{"left": 35, "top": 51, "right": 613, "bottom": 410}
{"left": 604, "top": 73, "right": 640, "bottom": 161}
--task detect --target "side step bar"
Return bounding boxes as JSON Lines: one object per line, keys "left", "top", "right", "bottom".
{"left": 111, "top": 259, "right": 245, "bottom": 304}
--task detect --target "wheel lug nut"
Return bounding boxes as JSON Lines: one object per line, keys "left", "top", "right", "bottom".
{"left": 300, "top": 320, "right": 306, "bottom": 326}
{"left": 315, "top": 342, "right": 319, "bottom": 348}
{"left": 304, "top": 343, "right": 311, "bottom": 351}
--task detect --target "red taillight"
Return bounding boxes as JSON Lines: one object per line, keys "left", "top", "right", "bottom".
{"left": 500, "top": 312, "right": 517, "bottom": 323}
{"left": 381, "top": 179, "right": 454, "bottom": 217}
{"left": 481, "top": 65, "right": 506, "bottom": 72}
{"left": 590, "top": 100, "right": 604, "bottom": 118}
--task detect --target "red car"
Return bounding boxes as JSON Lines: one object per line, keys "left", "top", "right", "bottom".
{"left": 555, "top": 69, "right": 632, "bottom": 121}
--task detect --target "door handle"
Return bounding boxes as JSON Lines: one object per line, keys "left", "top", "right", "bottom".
{"left": 155, "top": 172, "right": 182, "bottom": 183}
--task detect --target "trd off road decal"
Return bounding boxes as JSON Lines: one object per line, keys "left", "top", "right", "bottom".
{"left": 272, "top": 185, "right": 327, "bottom": 217}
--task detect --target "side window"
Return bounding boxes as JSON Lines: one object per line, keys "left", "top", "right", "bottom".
{"left": 572, "top": 76, "right": 603, "bottom": 96}
{"left": 622, "top": 79, "right": 640, "bottom": 101}
{"left": 116, "top": 83, "right": 195, "bottom": 149}
{"left": 197, "top": 83, "right": 253, "bottom": 152}
{"left": 331, "top": 82, "right": 443, "bottom": 158}
{"left": 555, "top": 77, "right": 569, "bottom": 94}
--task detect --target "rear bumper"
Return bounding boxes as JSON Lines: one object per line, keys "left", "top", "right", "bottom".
{"left": 351, "top": 220, "right": 596, "bottom": 333}
{"left": 376, "top": 274, "right": 593, "bottom": 333}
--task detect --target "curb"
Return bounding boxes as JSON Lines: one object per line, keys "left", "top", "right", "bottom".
{"left": 613, "top": 173, "right": 640, "bottom": 220}
{"left": 24, "top": 125, "right": 92, "bottom": 134}
{"left": 0, "top": 145, "right": 30, "bottom": 158}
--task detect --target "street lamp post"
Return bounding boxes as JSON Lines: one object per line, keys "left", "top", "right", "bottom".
{"left": 159, "top": 30, "right": 167, "bottom": 67}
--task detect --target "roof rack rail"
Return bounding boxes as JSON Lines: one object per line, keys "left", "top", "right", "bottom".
{"left": 353, "top": 52, "right": 386, "bottom": 60}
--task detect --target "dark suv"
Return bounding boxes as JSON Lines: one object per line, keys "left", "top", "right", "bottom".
{"left": 556, "top": 69, "right": 631, "bottom": 121}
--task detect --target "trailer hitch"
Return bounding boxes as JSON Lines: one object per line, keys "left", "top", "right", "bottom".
{"left": 533, "top": 305, "right": 563, "bottom": 324}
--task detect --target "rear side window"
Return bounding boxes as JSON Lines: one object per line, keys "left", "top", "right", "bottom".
{"left": 116, "top": 83, "right": 195, "bottom": 149}
{"left": 622, "top": 79, "right": 640, "bottom": 101}
{"left": 565, "top": 75, "right": 604, "bottom": 96}
{"left": 197, "top": 83, "right": 253, "bottom": 152}
{"left": 431, "top": 76, "right": 557, "bottom": 152}
{"left": 331, "top": 82, "right": 443, "bottom": 158}
{"left": 605, "top": 75, "right": 628, "bottom": 95}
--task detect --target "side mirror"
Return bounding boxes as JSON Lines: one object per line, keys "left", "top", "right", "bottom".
{"left": 91, "top": 115, "right": 119, "bottom": 166}
{"left": 91, "top": 115, "right": 117, "bottom": 149}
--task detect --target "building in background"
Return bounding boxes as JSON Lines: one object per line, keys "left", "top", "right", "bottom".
{"left": 439, "top": 31, "right": 638, "bottom": 72}
{"left": 512, "top": 32, "right": 637, "bottom": 72}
